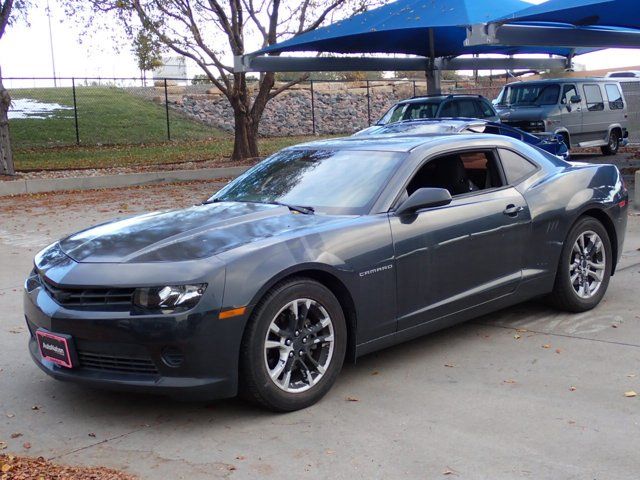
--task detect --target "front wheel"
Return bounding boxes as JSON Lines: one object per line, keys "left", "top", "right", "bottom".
{"left": 601, "top": 130, "right": 620, "bottom": 156}
{"left": 548, "top": 217, "right": 612, "bottom": 312}
{"left": 239, "top": 278, "right": 347, "bottom": 412}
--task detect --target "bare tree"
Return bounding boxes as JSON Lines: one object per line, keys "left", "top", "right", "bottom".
{"left": 75, "top": 0, "right": 376, "bottom": 160}
{"left": 0, "top": 0, "right": 28, "bottom": 175}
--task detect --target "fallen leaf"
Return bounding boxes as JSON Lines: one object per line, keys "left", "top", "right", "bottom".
{"left": 0, "top": 442, "right": 7, "bottom": 450}
{"left": 555, "top": 349, "right": 561, "bottom": 354}
{"left": 31, "top": 405, "right": 40, "bottom": 411}
{"left": 6, "top": 413, "right": 14, "bottom": 418}
{"left": 542, "top": 344, "right": 551, "bottom": 349}
{"left": 612, "top": 324, "right": 618, "bottom": 328}
{"left": 346, "top": 396, "right": 359, "bottom": 402}
{"left": 227, "top": 465, "right": 236, "bottom": 471}
{"left": 627, "top": 374, "right": 636, "bottom": 378}
{"left": 23, "top": 442, "right": 31, "bottom": 449}
{"left": 443, "top": 467, "right": 457, "bottom": 475}
{"left": 624, "top": 391, "right": 637, "bottom": 397}
{"left": 514, "top": 334, "right": 521, "bottom": 340}
{"left": 325, "top": 449, "right": 335, "bottom": 455}
{"left": 371, "top": 371, "right": 379, "bottom": 376}
{"left": 1, "top": 464, "right": 11, "bottom": 473}
{"left": 503, "top": 379, "right": 517, "bottom": 384}
{"left": 10, "top": 433, "right": 22, "bottom": 439}
{"left": 569, "top": 386, "right": 576, "bottom": 392}
{"left": 235, "top": 455, "right": 245, "bottom": 461}
{"left": 516, "top": 328, "right": 528, "bottom": 333}
{"left": 88, "top": 433, "right": 96, "bottom": 438}
{"left": 444, "top": 364, "right": 455, "bottom": 368}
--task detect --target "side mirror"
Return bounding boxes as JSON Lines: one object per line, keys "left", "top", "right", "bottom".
{"left": 396, "top": 188, "right": 452, "bottom": 216}
{"left": 570, "top": 95, "right": 582, "bottom": 104}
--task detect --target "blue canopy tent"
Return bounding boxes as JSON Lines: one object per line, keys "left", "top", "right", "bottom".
{"left": 255, "top": 0, "right": 582, "bottom": 58}
{"left": 235, "top": 0, "right": 640, "bottom": 93}
{"left": 465, "top": 0, "right": 640, "bottom": 50}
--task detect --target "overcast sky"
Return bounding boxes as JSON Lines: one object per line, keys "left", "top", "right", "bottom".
{"left": 1, "top": 0, "right": 639, "bottom": 83}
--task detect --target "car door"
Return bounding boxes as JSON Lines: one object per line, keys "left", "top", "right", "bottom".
{"left": 581, "top": 83, "right": 608, "bottom": 143}
{"left": 389, "top": 149, "right": 531, "bottom": 331}
{"left": 560, "top": 83, "right": 582, "bottom": 143}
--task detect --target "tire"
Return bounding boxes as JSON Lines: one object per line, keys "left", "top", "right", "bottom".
{"left": 601, "top": 130, "right": 620, "bottom": 156}
{"left": 548, "top": 217, "right": 612, "bottom": 312}
{"left": 239, "top": 277, "right": 347, "bottom": 412}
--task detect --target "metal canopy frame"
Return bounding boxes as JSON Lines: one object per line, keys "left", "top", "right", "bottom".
{"left": 233, "top": 55, "right": 569, "bottom": 73}
{"left": 465, "top": 23, "right": 640, "bottom": 48}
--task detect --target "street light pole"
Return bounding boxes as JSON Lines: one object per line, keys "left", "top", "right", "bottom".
{"left": 46, "top": 0, "right": 57, "bottom": 87}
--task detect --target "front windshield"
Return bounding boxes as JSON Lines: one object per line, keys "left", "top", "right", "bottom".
{"left": 210, "top": 149, "right": 405, "bottom": 215}
{"left": 498, "top": 84, "right": 560, "bottom": 107}
{"left": 378, "top": 101, "right": 440, "bottom": 125}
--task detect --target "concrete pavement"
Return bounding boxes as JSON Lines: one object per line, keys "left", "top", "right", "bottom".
{"left": 1, "top": 179, "right": 639, "bottom": 479}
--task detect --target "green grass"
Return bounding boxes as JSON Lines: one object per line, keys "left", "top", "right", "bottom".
{"left": 9, "top": 86, "right": 218, "bottom": 148}
{"left": 13, "top": 136, "right": 328, "bottom": 171}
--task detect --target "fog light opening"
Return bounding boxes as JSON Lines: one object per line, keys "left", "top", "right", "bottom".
{"left": 161, "top": 347, "right": 185, "bottom": 368}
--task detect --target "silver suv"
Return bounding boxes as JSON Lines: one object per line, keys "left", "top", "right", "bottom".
{"left": 495, "top": 78, "right": 629, "bottom": 155}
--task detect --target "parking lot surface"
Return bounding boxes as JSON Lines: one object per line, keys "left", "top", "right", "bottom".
{"left": 1, "top": 169, "right": 640, "bottom": 479}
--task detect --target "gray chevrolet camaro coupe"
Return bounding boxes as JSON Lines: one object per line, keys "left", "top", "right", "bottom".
{"left": 25, "top": 133, "right": 628, "bottom": 412}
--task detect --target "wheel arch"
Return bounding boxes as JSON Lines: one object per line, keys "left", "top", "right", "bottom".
{"left": 245, "top": 264, "right": 359, "bottom": 363}
{"left": 573, "top": 206, "right": 619, "bottom": 275}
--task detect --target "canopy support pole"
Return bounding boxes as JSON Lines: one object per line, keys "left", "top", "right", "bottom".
{"left": 426, "top": 28, "right": 441, "bottom": 94}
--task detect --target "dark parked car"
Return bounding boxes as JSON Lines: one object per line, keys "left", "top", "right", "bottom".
{"left": 354, "top": 118, "right": 569, "bottom": 160}
{"left": 356, "top": 94, "right": 500, "bottom": 135}
{"left": 26, "top": 134, "right": 628, "bottom": 411}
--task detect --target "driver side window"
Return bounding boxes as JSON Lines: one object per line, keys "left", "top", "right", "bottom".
{"left": 406, "top": 150, "right": 504, "bottom": 198}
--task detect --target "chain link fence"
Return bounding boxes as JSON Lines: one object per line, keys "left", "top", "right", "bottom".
{"left": 4, "top": 77, "right": 509, "bottom": 150}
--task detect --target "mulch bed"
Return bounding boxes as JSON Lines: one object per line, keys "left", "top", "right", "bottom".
{"left": 0, "top": 454, "right": 136, "bottom": 480}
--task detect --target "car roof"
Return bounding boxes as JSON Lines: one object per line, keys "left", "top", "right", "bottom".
{"left": 506, "top": 77, "right": 621, "bottom": 85}
{"left": 288, "top": 132, "right": 510, "bottom": 153}
{"left": 398, "top": 94, "right": 486, "bottom": 104}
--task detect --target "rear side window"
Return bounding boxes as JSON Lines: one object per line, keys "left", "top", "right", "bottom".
{"left": 605, "top": 84, "right": 624, "bottom": 110}
{"left": 499, "top": 149, "right": 537, "bottom": 184}
{"left": 583, "top": 84, "right": 605, "bottom": 111}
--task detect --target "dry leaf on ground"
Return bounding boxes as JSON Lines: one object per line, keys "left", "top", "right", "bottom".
{"left": 624, "top": 391, "right": 637, "bottom": 397}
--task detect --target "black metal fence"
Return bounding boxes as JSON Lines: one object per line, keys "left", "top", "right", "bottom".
{"left": 4, "top": 76, "right": 506, "bottom": 149}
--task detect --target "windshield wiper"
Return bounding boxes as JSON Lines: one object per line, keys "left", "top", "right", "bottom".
{"left": 270, "top": 201, "right": 315, "bottom": 215}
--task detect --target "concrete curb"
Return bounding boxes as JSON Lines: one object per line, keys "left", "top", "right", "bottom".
{"left": 0, "top": 166, "right": 248, "bottom": 197}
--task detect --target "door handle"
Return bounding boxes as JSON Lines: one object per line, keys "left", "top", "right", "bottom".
{"left": 503, "top": 204, "right": 524, "bottom": 217}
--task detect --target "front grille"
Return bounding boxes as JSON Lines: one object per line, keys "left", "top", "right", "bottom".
{"left": 502, "top": 120, "right": 535, "bottom": 132}
{"left": 78, "top": 350, "right": 159, "bottom": 375}
{"left": 41, "top": 276, "right": 135, "bottom": 310}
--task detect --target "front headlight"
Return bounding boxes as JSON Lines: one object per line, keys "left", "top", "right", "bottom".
{"left": 133, "top": 284, "right": 207, "bottom": 313}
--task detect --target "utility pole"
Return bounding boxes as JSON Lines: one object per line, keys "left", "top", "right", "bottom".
{"left": 46, "top": 0, "right": 57, "bottom": 86}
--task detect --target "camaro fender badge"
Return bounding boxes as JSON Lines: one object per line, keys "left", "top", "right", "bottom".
{"left": 359, "top": 264, "right": 393, "bottom": 277}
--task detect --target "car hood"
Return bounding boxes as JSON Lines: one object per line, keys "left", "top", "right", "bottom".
{"left": 59, "top": 202, "right": 347, "bottom": 263}
{"left": 497, "top": 106, "right": 548, "bottom": 121}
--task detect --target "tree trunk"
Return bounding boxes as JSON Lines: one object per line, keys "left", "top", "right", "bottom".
{"left": 0, "top": 66, "right": 15, "bottom": 176}
{"left": 231, "top": 106, "right": 259, "bottom": 160}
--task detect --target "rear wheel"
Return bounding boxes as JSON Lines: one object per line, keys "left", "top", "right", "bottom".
{"left": 240, "top": 278, "right": 347, "bottom": 412}
{"left": 548, "top": 217, "right": 612, "bottom": 312}
{"left": 601, "top": 130, "right": 620, "bottom": 156}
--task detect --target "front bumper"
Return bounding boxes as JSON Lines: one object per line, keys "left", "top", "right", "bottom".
{"left": 24, "top": 281, "right": 244, "bottom": 401}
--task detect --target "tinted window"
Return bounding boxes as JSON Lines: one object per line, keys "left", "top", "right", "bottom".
{"left": 609, "top": 72, "right": 635, "bottom": 78}
{"left": 501, "top": 84, "right": 560, "bottom": 106}
{"left": 479, "top": 100, "right": 495, "bottom": 118}
{"left": 457, "top": 99, "right": 478, "bottom": 118}
{"left": 605, "top": 84, "right": 624, "bottom": 110}
{"left": 561, "top": 84, "right": 577, "bottom": 105}
{"left": 499, "top": 149, "right": 537, "bottom": 184}
{"left": 407, "top": 151, "right": 503, "bottom": 197}
{"left": 213, "top": 149, "right": 404, "bottom": 215}
{"left": 404, "top": 102, "right": 439, "bottom": 120}
{"left": 583, "top": 84, "right": 605, "bottom": 111}
{"left": 439, "top": 101, "right": 458, "bottom": 117}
